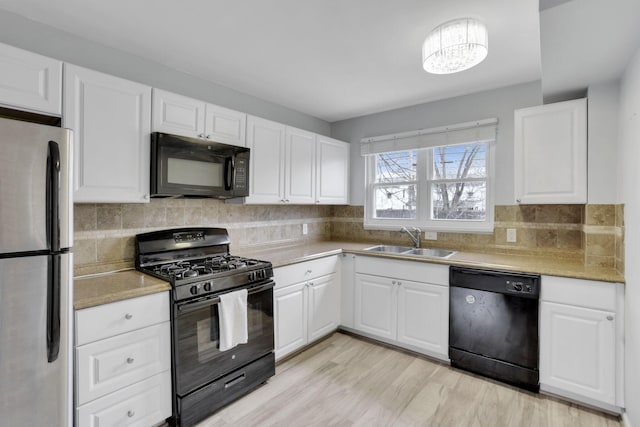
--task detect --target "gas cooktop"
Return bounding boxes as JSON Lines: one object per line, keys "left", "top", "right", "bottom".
{"left": 135, "top": 228, "right": 273, "bottom": 301}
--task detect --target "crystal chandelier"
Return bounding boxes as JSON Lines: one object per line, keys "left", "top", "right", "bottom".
{"left": 422, "top": 18, "right": 488, "bottom": 74}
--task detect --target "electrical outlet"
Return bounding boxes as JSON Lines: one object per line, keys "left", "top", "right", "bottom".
{"left": 302, "top": 223, "right": 308, "bottom": 235}
{"left": 424, "top": 231, "right": 438, "bottom": 240}
{"left": 506, "top": 228, "right": 517, "bottom": 243}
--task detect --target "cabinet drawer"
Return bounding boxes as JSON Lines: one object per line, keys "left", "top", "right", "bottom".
{"left": 541, "top": 275, "right": 619, "bottom": 311}
{"left": 76, "top": 292, "right": 169, "bottom": 345}
{"left": 76, "top": 371, "right": 171, "bottom": 427}
{"left": 355, "top": 256, "right": 448, "bottom": 286}
{"left": 76, "top": 322, "right": 171, "bottom": 405}
{"left": 274, "top": 256, "right": 339, "bottom": 289}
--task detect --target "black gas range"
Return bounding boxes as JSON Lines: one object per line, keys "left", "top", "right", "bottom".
{"left": 135, "top": 228, "right": 275, "bottom": 427}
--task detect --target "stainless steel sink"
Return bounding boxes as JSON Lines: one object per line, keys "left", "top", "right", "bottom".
{"left": 404, "top": 248, "right": 456, "bottom": 259}
{"left": 363, "top": 245, "right": 456, "bottom": 259}
{"left": 363, "top": 245, "right": 414, "bottom": 253}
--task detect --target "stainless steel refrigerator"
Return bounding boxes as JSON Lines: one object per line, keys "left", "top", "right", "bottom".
{"left": 0, "top": 116, "right": 73, "bottom": 426}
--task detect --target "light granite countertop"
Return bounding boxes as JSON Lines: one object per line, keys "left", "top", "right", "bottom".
{"left": 74, "top": 240, "right": 624, "bottom": 310}
{"left": 237, "top": 240, "right": 625, "bottom": 283}
{"left": 74, "top": 270, "right": 170, "bottom": 310}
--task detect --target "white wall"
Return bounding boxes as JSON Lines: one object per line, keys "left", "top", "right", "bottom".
{"left": 587, "top": 81, "right": 620, "bottom": 204}
{"left": 617, "top": 47, "right": 640, "bottom": 427}
{"left": 330, "top": 81, "right": 543, "bottom": 205}
{"left": 0, "top": 9, "right": 331, "bottom": 136}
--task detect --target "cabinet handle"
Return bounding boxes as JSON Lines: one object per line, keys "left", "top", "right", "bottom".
{"left": 198, "top": 133, "right": 205, "bottom": 138}
{"left": 392, "top": 280, "right": 397, "bottom": 285}
{"left": 127, "top": 410, "right": 135, "bottom": 418}
{"left": 126, "top": 357, "right": 135, "bottom": 364}
{"left": 397, "top": 281, "right": 402, "bottom": 286}
{"left": 516, "top": 199, "right": 521, "bottom": 203}
{"left": 285, "top": 199, "right": 290, "bottom": 203}
{"left": 205, "top": 134, "right": 211, "bottom": 139}
{"left": 281, "top": 199, "right": 286, "bottom": 203}
{"left": 125, "top": 313, "right": 133, "bottom": 320}
{"left": 143, "top": 194, "right": 149, "bottom": 200}
{"left": 309, "top": 282, "right": 314, "bottom": 286}
{"left": 607, "top": 315, "right": 614, "bottom": 321}
{"left": 305, "top": 269, "right": 312, "bottom": 274}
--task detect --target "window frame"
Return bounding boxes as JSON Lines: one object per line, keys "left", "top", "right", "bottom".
{"left": 364, "top": 141, "right": 495, "bottom": 233}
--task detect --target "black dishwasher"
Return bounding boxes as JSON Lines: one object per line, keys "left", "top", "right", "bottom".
{"left": 449, "top": 266, "right": 540, "bottom": 391}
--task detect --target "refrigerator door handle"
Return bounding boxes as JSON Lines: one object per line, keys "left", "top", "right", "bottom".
{"left": 47, "top": 254, "right": 61, "bottom": 363}
{"left": 46, "top": 140, "right": 61, "bottom": 252}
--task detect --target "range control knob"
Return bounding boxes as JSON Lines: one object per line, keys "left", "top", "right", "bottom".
{"left": 248, "top": 271, "right": 256, "bottom": 281}
{"left": 203, "top": 282, "right": 212, "bottom": 292}
{"left": 190, "top": 285, "right": 200, "bottom": 295}
{"left": 513, "top": 283, "right": 523, "bottom": 292}
{"left": 258, "top": 269, "right": 266, "bottom": 279}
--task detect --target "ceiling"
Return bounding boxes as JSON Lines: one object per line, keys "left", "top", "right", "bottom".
{"left": 0, "top": 0, "right": 542, "bottom": 122}
{"left": 540, "top": 0, "right": 640, "bottom": 103}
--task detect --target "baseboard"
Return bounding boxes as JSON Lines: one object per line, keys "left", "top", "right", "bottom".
{"left": 623, "top": 412, "right": 633, "bottom": 427}
{"left": 539, "top": 384, "right": 623, "bottom": 415}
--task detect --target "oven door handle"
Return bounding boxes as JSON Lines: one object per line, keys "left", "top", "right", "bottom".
{"left": 177, "top": 281, "right": 275, "bottom": 314}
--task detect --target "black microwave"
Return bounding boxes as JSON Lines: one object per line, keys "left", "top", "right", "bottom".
{"left": 150, "top": 132, "right": 250, "bottom": 198}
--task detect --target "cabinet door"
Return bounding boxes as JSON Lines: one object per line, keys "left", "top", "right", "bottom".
{"left": 540, "top": 301, "right": 616, "bottom": 404}
{"left": 308, "top": 273, "right": 340, "bottom": 342}
{"left": 151, "top": 89, "right": 205, "bottom": 138}
{"left": 285, "top": 127, "right": 316, "bottom": 204}
{"left": 316, "top": 136, "right": 349, "bottom": 204}
{"left": 0, "top": 42, "right": 62, "bottom": 115}
{"left": 514, "top": 98, "right": 587, "bottom": 204}
{"left": 397, "top": 280, "right": 448, "bottom": 357}
{"left": 64, "top": 64, "right": 151, "bottom": 203}
{"left": 274, "top": 282, "right": 308, "bottom": 360}
{"left": 204, "top": 103, "right": 246, "bottom": 147}
{"left": 354, "top": 273, "right": 396, "bottom": 340}
{"left": 245, "top": 115, "right": 286, "bottom": 203}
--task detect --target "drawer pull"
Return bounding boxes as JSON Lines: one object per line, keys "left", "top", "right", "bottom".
{"left": 607, "top": 315, "right": 614, "bottom": 321}
{"left": 225, "top": 373, "right": 246, "bottom": 389}
{"left": 127, "top": 410, "right": 135, "bottom": 418}
{"left": 125, "top": 313, "right": 133, "bottom": 320}
{"left": 126, "top": 357, "right": 135, "bottom": 364}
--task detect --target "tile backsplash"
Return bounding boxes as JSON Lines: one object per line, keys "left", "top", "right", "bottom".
{"left": 73, "top": 199, "right": 331, "bottom": 275}
{"left": 329, "top": 204, "right": 624, "bottom": 272}
{"left": 73, "top": 201, "right": 624, "bottom": 276}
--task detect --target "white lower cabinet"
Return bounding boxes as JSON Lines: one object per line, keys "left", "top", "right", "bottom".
{"left": 539, "top": 275, "right": 624, "bottom": 410}
{"left": 274, "top": 256, "right": 340, "bottom": 360}
{"left": 75, "top": 292, "right": 172, "bottom": 427}
{"left": 352, "top": 256, "right": 449, "bottom": 361}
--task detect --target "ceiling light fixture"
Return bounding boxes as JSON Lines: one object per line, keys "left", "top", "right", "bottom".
{"left": 422, "top": 18, "right": 488, "bottom": 75}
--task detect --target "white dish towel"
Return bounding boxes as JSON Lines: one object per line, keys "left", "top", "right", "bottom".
{"left": 218, "top": 289, "right": 248, "bottom": 351}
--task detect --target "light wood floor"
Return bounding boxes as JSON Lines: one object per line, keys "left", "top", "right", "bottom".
{"left": 196, "top": 332, "right": 621, "bottom": 427}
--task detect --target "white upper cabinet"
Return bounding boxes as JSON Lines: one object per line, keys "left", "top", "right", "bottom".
{"left": 245, "top": 115, "right": 286, "bottom": 203}
{"left": 64, "top": 64, "right": 152, "bottom": 203}
{"left": 152, "top": 89, "right": 246, "bottom": 146}
{"left": 0, "top": 42, "right": 62, "bottom": 115}
{"left": 285, "top": 127, "right": 316, "bottom": 204}
{"left": 514, "top": 98, "right": 587, "bottom": 204}
{"left": 243, "top": 116, "right": 350, "bottom": 205}
{"left": 316, "top": 135, "right": 349, "bottom": 204}
{"left": 204, "top": 103, "right": 247, "bottom": 146}
{"left": 152, "top": 89, "right": 205, "bottom": 138}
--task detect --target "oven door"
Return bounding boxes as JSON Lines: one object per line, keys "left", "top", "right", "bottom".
{"left": 173, "top": 281, "right": 274, "bottom": 397}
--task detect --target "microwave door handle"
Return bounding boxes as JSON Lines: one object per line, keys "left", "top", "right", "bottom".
{"left": 224, "top": 157, "right": 234, "bottom": 191}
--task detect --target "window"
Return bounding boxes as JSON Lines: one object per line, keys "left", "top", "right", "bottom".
{"left": 363, "top": 120, "right": 496, "bottom": 232}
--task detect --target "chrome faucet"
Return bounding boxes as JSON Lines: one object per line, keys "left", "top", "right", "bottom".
{"left": 400, "top": 227, "right": 422, "bottom": 248}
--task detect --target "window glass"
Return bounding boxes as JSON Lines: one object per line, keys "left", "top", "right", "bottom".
{"left": 374, "top": 185, "right": 417, "bottom": 219}
{"left": 432, "top": 143, "right": 486, "bottom": 180}
{"left": 430, "top": 181, "right": 486, "bottom": 220}
{"left": 375, "top": 151, "right": 417, "bottom": 183}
